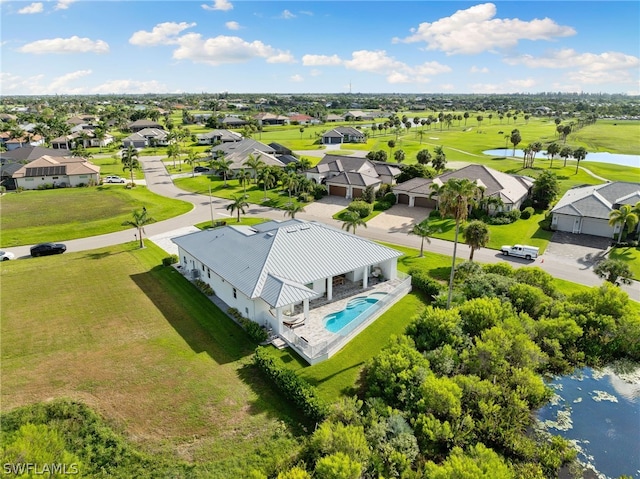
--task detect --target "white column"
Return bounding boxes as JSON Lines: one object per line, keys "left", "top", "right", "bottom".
{"left": 276, "top": 308, "right": 282, "bottom": 334}
{"left": 409, "top": 196, "right": 415, "bottom": 207}
{"left": 303, "top": 299, "right": 309, "bottom": 319}
{"left": 327, "top": 277, "right": 333, "bottom": 300}
{"left": 362, "top": 266, "right": 368, "bottom": 288}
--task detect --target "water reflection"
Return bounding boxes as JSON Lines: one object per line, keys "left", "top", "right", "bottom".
{"left": 537, "top": 366, "right": 640, "bottom": 479}
{"left": 482, "top": 149, "right": 640, "bottom": 168}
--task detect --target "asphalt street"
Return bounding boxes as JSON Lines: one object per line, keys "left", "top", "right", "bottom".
{"left": 9, "top": 155, "right": 639, "bottom": 302}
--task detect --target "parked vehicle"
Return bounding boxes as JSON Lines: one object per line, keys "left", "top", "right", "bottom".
{"left": 194, "top": 166, "right": 210, "bottom": 173}
{"left": 30, "top": 243, "right": 67, "bottom": 257}
{"left": 501, "top": 244, "right": 539, "bottom": 260}
{"left": 104, "top": 175, "right": 126, "bottom": 183}
{"left": 0, "top": 250, "right": 15, "bottom": 261}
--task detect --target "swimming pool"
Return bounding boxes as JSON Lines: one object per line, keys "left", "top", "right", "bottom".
{"left": 324, "top": 294, "right": 385, "bottom": 334}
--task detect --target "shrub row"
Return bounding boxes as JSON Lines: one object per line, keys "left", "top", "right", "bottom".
{"left": 253, "top": 347, "right": 328, "bottom": 423}
{"left": 408, "top": 268, "right": 442, "bottom": 302}
{"left": 228, "top": 308, "right": 268, "bottom": 343}
{"left": 487, "top": 209, "right": 521, "bottom": 225}
{"left": 193, "top": 279, "right": 214, "bottom": 296}
{"left": 162, "top": 255, "right": 179, "bottom": 266}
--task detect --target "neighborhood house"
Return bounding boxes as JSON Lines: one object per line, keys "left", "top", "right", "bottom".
{"left": 12, "top": 155, "right": 100, "bottom": 189}
{"left": 551, "top": 181, "right": 640, "bottom": 238}
{"left": 172, "top": 219, "right": 410, "bottom": 363}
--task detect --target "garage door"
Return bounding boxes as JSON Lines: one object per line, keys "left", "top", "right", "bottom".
{"left": 397, "top": 194, "right": 409, "bottom": 205}
{"left": 414, "top": 197, "right": 436, "bottom": 208}
{"left": 352, "top": 188, "right": 363, "bottom": 198}
{"left": 329, "top": 185, "right": 347, "bottom": 197}
{"left": 555, "top": 215, "right": 575, "bottom": 233}
{"left": 582, "top": 218, "right": 612, "bottom": 238}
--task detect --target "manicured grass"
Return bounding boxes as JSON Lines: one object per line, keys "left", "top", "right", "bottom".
{"left": 174, "top": 175, "right": 308, "bottom": 209}
{"left": 425, "top": 213, "right": 553, "bottom": 254}
{"left": 194, "top": 217, "right": 270, "bottom": 229}
{"left": 0, "top": 186, "right": 192, "bottom": 247}
{"left": 0, "top": 243, "right": 305, "bottom": 474}
{"left": 91, "top": 155, "right": 145, "bottom": 180}
{"left": 609, "top": 244, "right": 640, "bottom": 280}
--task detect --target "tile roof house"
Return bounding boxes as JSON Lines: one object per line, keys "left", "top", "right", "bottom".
{"left": 1, "top": 147, "right": 69, "bottom": 190}
{"left": 253, "top": 112, "right": 290, "bottom": 126}
{"left": 306, "top": 154, "right": 400, "bottom": 199}
{"left": 210, "top": 138, "right": 284, "bottom": 173}
{"left": 172, "top": 219, "right": 407, "bottom": 363}
{"left": 127, "top": 119, "right": 165, "bottom": 132}
{"left": 122, "top": 128, "right": 168, "bottom": 148}
{"left": 196, "top": 129, "right": 243, "bottom": 145}
{"left": 12, "top": 155, "right": 100, "bottom": 189}
{"left": 551, "top": 182, "right": 640, "bottom": 238}
{"left": 393, "top": 164, "right": 533, "bottom": 211}
{"left": 322, "top": 127, "right": 366, "bottom": 145}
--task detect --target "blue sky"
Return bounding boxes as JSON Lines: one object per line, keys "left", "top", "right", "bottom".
{"left": 1, "top": 1, "right": 639, "bottom": 95}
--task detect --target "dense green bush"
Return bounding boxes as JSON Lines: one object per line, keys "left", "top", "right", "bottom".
{"left": 254, "top": 347, "right": 328, "bottom": 423}
{"left": 347, "top": 200, "right": 373, "bottom": 218}
{"left": 376, "top": 183, "right": 392, "bottom": 199}
{"left": 488, "top": 209, "right": 521, "bottom": 225}
{"left": 194, "top": 279, "right": 214, "bottom": 296}
{"left": 382, "top": 192, "right": 397, "bottom": 205}
{"left": 520, "top": 206, "right": 535, "bottom": 220}
{"left": 408, "top": 269, "right": 443, "bottom": 301}
{"left": 227, "top": 308, "right": 268, "bottom": 343}
{"left": 374, "top": 200, "right": 393, "bottom": 211}
{"left": 162, "top": 255, "right": 179, "bottom": 266}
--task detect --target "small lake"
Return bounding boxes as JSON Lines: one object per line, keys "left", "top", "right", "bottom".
{"left": 537, "top": 366, "right": 640, "bottom": 479}
{"left": 483, "top": 149, "right": 640, "bottom": 168}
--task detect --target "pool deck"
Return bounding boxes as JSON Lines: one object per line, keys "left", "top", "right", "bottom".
{"left": 280, "top": 278, "right": 404, "bottom": 347}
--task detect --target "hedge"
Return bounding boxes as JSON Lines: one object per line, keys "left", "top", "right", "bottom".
{"left": 408, "top": 268, "right": 442, "bottom": 302}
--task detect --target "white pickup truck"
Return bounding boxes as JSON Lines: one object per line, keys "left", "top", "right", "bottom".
{"left": 500, "top": 244, "right": 539, "bottom": 260}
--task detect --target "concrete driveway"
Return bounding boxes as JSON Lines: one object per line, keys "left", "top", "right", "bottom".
{"left": 302, "top": 196, "right": 351, "bottom": 217}
{"left": 546, "top": 231, "right": 611, "bottom": 267}
{"left": 367, "top": 204, "right": 431, "bottom": 233}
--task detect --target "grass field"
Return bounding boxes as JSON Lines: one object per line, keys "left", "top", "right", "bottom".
{"left": 0, "top": 243, "right": 305, "bottom": 476}
{"left": 0, "top": 186, "right": 192, "bottom": 247}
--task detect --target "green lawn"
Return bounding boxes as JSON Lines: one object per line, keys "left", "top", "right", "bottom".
{"left": 91, "top": 155, "right": 145, "bottom": 180}
{"left": 609, "top": 244, "right": 640, "bottom": 280}
{"left": 194, "top": 217, "right": 270, "bottom": 229}
{"left": 0, "top": 186, "right": 192, "bottom": 247}
{"left": 0, "top": 243, "right": 305, "bottom": 475}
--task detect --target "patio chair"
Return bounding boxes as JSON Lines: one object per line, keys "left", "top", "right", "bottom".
{"left": 283, "top": 317, "right": 305, "bottom": 329}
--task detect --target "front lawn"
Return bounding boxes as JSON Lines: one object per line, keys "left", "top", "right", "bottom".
{"left": 0, "top": 186, "right": 192, "bottom": 247}
{"left": 609, "top": 244, "right": 640, "bottom": 280}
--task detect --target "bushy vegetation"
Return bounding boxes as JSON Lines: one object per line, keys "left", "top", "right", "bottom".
{"left": 408, "top": 268, "right": 442, "bottom": 301}
{"left": 194, "top": 278, "right": 215, "bottom": 296}
{"left": 347, "top": 200, "right": 374, "bottom": 218}
{"left": 227, "top": 308, "right": 269, "bottom": 343}
{"left": 162, "top": 254, "right": 179, "bottom": 266}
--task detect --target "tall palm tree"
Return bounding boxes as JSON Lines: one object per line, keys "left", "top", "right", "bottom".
{"left": 213, "top": 157, "right": 233, "bottom": 187}
{"left": 122, "top": 209, "right": 154, "bottom": 248}
{"left": 573, "top": 146, "right": 588, "bottom": 174}
{"left": 435, "top": 178, "right": 480, "bottom": 308}
{"left": 283, "top": 202, "right": 306, "bottom": 219}
{"left": 282, "top": 172, "right": 300, "bottom": 201}
{"left": 462, "top": 220, "right": 490, "bottom": 261}
{"left": 609, "top": 204, "right": 638, "bottom": 244}
{"left": 510, "top": 129, "right": 521, "bottom": 156}
{"left": 257, "top": 166, "right": 277, "bottom": 201}
{"left": 226, "top": 194, "right": 249, "bottom": 222}
{"left": 560, "top": 146, "right": 573, "bottom": 167}
{"left": 244, "top": 154, "right": 264, "bottom": 183}
{"left": 432, "top": 145, "right": 447, "bottom": 172}
{"left": 408, "top": 219, "right": 440, "bottom": 257}
{"left": 236, "top": 168, "right": 252, "bottom": 196}
{"left": 184, "top": 149, "right": 203, "bottom": 177}
{"left": 121, "top": 145, "right": 140, "bottom": 184}
{"left": 547, "top": 142, "right": 560, "bottom": 168}
{"left": 167, "top": 143, "right": 181, "bottom": 170}
{"left": 341, "top": 210, "right": 367, "bottom": 235}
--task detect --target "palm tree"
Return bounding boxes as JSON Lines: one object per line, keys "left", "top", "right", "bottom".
{"left": 435, "top": 178, "right": 480, "bottom": 308}
{"left": 257, "top": 166, "right": 277, "bottom": 201}
{"left": 560, "top": 146, "right": 573, "bottom": 167}
{"left": 121, "top": 145, "right": 140, "bottom": 184}
{"left": 213, "top": 157, "right": 233, "bottom": 187}
{"left": 432, "top": 145, "right": 447, "bottom": 172}
{"left": 341, "top": 210, "right": 367, "bottom": 234}
{"left": 282, "top": 172, "right": 300, "bottom": 201}
{"left": 387, "top": 140, "right": 395, "bottom": 158}
{"left": 573, "top": 146, "right": 588, "bottom": 174}
{"left": 226, "top": 194, "right": 249, "bottom": 222}
{"left": 283, "top": 202, "right": 306, "bottom": 219}
{"left": 547, "top": 142, "right": 560, "bottom": 168}
{"left": 244, "top": 154, "right": 264, "bottom": 183}
{"left": 236, "top": 168, "right": 252, "bottom": 196}
{"left": 510, "top": 129, "right": 522, "bottom": 156}
{"left": 122, "top": 209, "right": 154, "bottom": 248}
{"left": 408, "top": 219, "right": 440, "bottom": 257}
{"left": 462, "top": 220, "right": 490, "bottom": 261}
{"left": 394, "top": 149, "right": 405, "bottom": 164}
{"left": 184, "top": 149, "right": 203, "bottom": 177}
{"left": 167, "top": 143, "right": 181, "bottom": 170}
{"left": 416, "top": 149, "right": 431, "bottom": 165}
{"left": 608, "top": 204, "right": 638, "bottom": 244}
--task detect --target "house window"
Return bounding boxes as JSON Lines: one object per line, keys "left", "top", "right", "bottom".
{"left": 207, "top": 268, "right": 210, "bottom": 278}
{"left": 233, "top": 288, "right": 237, "bottom": 299}
{"left": 183, "top": 256, "right": 187, "bottom": 264}
{"left": 52, "top": 176, "right": 59, "bottom": 180}
{"left": 245, "top": 307, "right": 249, "bottom": 315}
{"left": 202, "top": 264, "right": 205, "bottom": 271}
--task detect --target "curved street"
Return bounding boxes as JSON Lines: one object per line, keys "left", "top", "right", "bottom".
{"left": 9, "top": 154, "right": 639, "bottom": 302}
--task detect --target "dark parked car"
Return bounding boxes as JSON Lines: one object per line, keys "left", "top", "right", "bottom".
{"left": 30, "top": 242, "right": 67, "bottom": 257}
{"left": 194, "top": 166, "right": 210, "bottom": 173}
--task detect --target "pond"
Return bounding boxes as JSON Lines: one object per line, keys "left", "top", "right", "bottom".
{"left": 483, "top": 149, "right": 640, "bottom": 168}
{"left": 537, "top": 365, "right": 640, "bottom": 479}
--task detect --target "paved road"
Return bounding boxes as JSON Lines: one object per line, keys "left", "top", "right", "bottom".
{"left": 10, "top": 155, "right": 639, "bottom": 301}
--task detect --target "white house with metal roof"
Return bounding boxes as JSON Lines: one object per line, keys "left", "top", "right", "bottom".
{"left": 551, "top": 182, "right": 640, "bottom": 237}
{"left": 172, "top": 220, "right": 406, "bottom": 360}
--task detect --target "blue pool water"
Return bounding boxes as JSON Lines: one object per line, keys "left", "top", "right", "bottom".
{"left": 324, "top": 296, "right": 380, "bottom": 334}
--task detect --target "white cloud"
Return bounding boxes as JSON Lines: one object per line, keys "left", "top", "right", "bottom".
{"left": 280, "top": 9, "right": 295, "bottom": 19}
{"left": 129, "top": 22, "right": 196, "bottom": 46}
{"left": 396, "top": 3, "right": 575, "bottom": 55}
{"left": 48, "top": 69, "right": 92, "bottom": 92}
{"left": 172, "top": 33, "right": 293, "bottom": 66}
{"left": 471, "top": 78, "right": 538, "bottom": 93}
{"left": 19, "top": 36, "right": 109, "bottom": 54}
{"left": 290, "top": 74, "right": 303, "bottom": 82}
{"left": 18, "top": 2, "right": 43, "bottom": 14}
{"left": 440, "top": 83, "right": 455, "bottom": 91}
{"left": 91, "top": 79, "right": 170, "bottom": 94}
{"left": 344, "top": 50, "right": 406, "bottom": 73}
{"left": 309, "top": 69, "right": 321, "bottom": 77}
{"left": 225, "top": 21, "right": 241, "bottom": 30}
{"left": 55, "top": 0, "right": 76, "bottom": 10}
{"left": 0, "top": 72, "right": 45, "bottom": 93}
{"left": 202, "top": 0, "right": 233, "bottom": 11}
{"left": 0, "top": 70, "right": 92, "bottom": 94}
{"left": 302, "top": 54, "right": 342, "bottom": 66}
{"left": 470, "top": 65, "right": 489, "bottom": 73}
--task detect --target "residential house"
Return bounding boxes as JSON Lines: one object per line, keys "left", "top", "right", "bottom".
{"left": 321, "top": 127, "right": 366, "bottom": 145}
{"left": 288, "top": 114, "right": 321, "bottom": 125}
{"left": 268, "top": 142, "right": 293, "bottom": 156}
{"left": 196, "top": 129, "right": 242, "bottom": 146}
{"left": 342, "top": 110, "right": 376, "bottom": 122}
{"left": 122, "top": 128, "right": 168, "bottom": 148}
{"left": 127, "top": 119, "right": 165, "bottom": 132}
{"left": 221, "top": 116, "right": 248, "bottom": 128}
{"left": 51, "top": 127, "right": 114, "bottom": 150}
{"left": 172, "top": 219, "right": 408, "bottom": 363}
{"left": 551, "top": 182, "right": 640, "bottom": 238}
{"left": 253, "top": 112, "right": 290, "bottom": 126}
{"left": 211, "top": 138, "right": 283, "bottom": 174}
{"left": 2, "top": 134, "right": 44, "bottom": 151}
{"left": 393, "top": 164, "right": 533, "bottom": 211}
{"left": 325, "top": 114, "right": 344, "bottom": 122}
{"left": 12, "top": 155, "right": 100, "bottom": 189}
{"left": 1, "top": 146, "right": 68, "bottom": 190}
{"left": 305, "top": 154, "right": 400, "bottom": 199}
